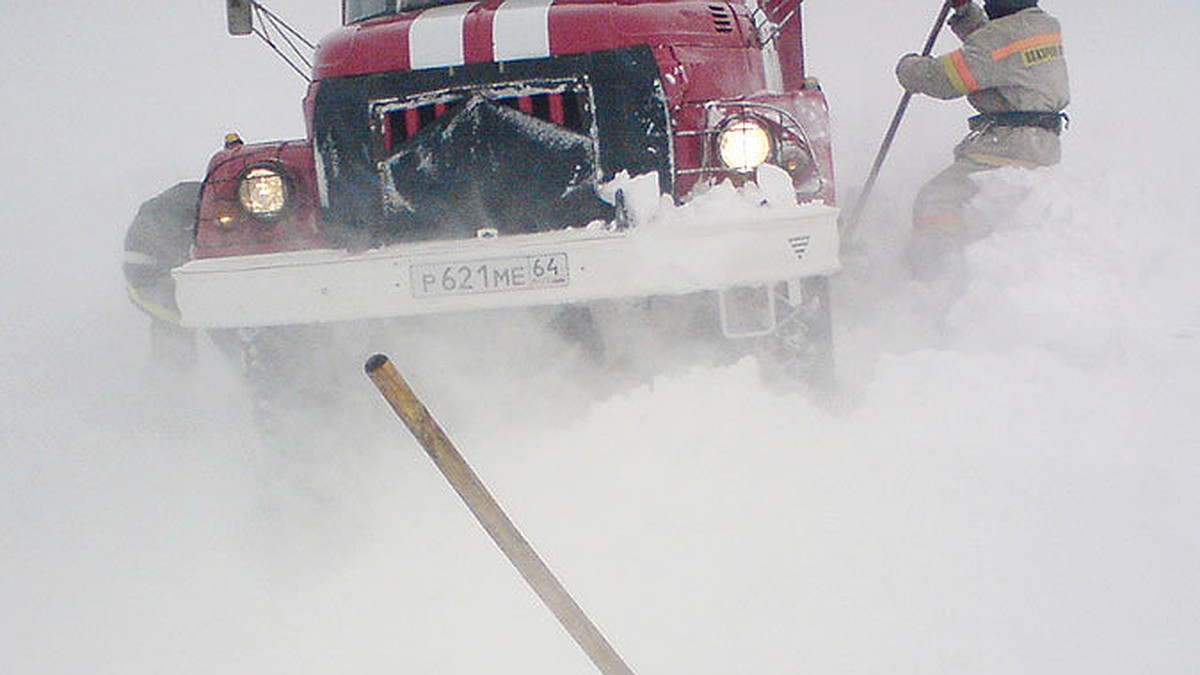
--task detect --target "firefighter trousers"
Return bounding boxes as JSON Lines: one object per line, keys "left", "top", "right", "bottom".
{"left": 912, "top": 156, "right": 997, "bottom": 239}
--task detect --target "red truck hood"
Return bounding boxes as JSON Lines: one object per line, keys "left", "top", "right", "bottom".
{"left": 314, "top": 0, "right": 747, "bottom": 80}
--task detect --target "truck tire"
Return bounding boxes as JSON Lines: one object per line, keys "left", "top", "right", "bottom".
{"left": 235, "top": 324, "right": 378, "bottom": 454}
{"left": 238, "top": 325, "right": 331, "bottom": 447}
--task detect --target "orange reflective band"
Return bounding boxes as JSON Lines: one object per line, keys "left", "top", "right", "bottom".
{"left": 914, "top": 211, "right": 962, "bottom": 234}
{"left": 992, "top": 32, "right": 1062, "bottom": 61}
{"left": 941, "top": 50, "right": 979, "bottom": 94}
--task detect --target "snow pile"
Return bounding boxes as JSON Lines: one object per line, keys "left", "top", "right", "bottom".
{"left": 600, "top": 163, "right": 833, "bottom": 231}
{"left": 488, "top": 162, "right": 1200, "bottom": 674}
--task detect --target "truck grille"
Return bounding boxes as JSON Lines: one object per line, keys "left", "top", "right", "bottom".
{"left": 312, "top": 47, "right": 673, "bottom": 247}
{"left": 379, "top": 88, "right": 589, "bottom": 153}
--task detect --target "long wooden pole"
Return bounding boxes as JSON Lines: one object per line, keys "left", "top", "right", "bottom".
{"left": 365, "top": 354, "right": 637, "bottom": 675}
{"left": 841, "top": 1, "right": 954, "bottom": 244}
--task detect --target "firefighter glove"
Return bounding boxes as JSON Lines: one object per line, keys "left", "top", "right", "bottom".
{"left": 895, "top": 53, "right": 925, "bottom": 92}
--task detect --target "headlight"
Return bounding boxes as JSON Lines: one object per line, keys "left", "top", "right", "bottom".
{"left": 237, "top": 166, "right": 289, "bottom": 218}
{"left": 717, "top": 118, "right": 773, "bottom": 172}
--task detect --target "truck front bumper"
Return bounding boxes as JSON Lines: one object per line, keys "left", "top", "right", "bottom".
{"left": 173, "top": 203, "right": 840, "bottom": 329}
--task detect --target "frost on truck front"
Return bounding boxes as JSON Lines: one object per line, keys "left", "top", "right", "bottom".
{"left": 313, "top": 46, "right": 672, "bottom": 247}
{"left": 126, "top": 0, "right": 840, "bottom": 388}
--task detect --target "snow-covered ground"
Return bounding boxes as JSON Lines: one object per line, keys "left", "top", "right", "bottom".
{"left": 3, "top": 2, "right": 1199, "bottom": 673}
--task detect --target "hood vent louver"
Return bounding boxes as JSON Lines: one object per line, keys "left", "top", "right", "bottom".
{"left": 709, "top": 4, "right": 734, "bottom": 33}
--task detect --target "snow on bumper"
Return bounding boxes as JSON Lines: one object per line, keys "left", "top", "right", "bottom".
{"left": 173, "top": 203, "right": 840, "bottom": 328}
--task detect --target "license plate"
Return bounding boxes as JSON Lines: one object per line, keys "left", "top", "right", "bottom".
{"left": 411, "top": 253, "right": 569, "bottom": 298}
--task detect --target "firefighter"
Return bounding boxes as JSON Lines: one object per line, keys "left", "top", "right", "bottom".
{"left": 123, "top": 182, "right": 202, "bottom": 369}
{"left": 895, "top": 0, "right": 1069, "bottom": 278}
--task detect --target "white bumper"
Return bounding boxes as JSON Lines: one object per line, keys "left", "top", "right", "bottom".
{"left": 173, "top": 203, "right": 840, "bottom": 329}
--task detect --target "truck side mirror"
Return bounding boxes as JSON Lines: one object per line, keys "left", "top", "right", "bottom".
{"left": 227, "top": 0, "right": 254, "bottom": 36}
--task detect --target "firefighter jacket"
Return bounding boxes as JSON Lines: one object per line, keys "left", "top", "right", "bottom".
{"left": 896, "top": 3, "right": 1069, "bottom": 168}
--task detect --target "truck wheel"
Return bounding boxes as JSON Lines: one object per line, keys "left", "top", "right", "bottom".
{"left": 238, "top": 325, "right": 330, "bottom": 447}
{"left": 549, "top": 305, "right": 607, "bottom": 364}
{"left": 235, "top": 324, "right": 378, "bottom": 454}
{"left": 758, "top": 277, "right": 835, "bottom": 393}
{"left": 123, "top": 182, "right": 202, "bottom": 368}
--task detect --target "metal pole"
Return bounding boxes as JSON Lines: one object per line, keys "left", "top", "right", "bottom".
{"left": 365, "top": 354, "right": 638, "bottom": 675}
{"left": 841, "top": 1, "right": 954, "bottom": 243}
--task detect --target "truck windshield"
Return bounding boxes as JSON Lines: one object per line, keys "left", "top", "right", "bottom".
{"left": 344, "top": 0, "right": 473, "bottom": 24}
{"left": 345, "top": 0, "right": 390, "bottom": 23}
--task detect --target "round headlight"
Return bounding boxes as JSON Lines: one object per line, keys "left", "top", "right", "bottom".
{"left": 717, "top": 118, "right": 773, "bottom": 172}
{"left": 238, "top": 166, "right": 288, "bottom": 218}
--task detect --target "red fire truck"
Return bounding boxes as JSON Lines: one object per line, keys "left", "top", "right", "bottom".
{"left": 124, "top": 0, "right": 841, "bottom": 405}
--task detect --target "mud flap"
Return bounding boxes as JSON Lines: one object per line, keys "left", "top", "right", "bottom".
{"left": 718, "top": 285, "right": 777, "bottom": 338}
{"left": 755, "top": 277, "right": 835, "bottom": 390}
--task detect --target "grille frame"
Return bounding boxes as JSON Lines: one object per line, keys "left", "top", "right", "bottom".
{"left": 368, "top": 78, "right": 596, "bottom": 161}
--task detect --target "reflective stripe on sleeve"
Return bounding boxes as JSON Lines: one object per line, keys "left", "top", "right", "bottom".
{"left": 940, "top": 50, "right": 979, "bottom": 94}
{"left": 991, "top": 32, "right": 1062, "bottom": 62}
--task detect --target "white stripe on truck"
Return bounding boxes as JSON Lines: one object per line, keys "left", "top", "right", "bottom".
{"left": 409, "top": 3, "right": 476, "bottom": 69}
{"left": 493, "top": 0, "right": 553, "bottom": 61}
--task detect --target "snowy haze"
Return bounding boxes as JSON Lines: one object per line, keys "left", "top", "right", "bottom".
{"left": 3, "top": 1, "right": 1199, "bottom": 673}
